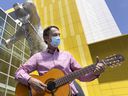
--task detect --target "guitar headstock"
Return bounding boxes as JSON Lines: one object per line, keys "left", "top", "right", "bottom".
{"left": 102, "top": 54, "right": 124, "bottom": 67}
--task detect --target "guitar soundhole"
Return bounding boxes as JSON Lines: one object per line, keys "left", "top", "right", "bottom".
{"left": 46, "top": 80, "right": 56, "bottom": 92}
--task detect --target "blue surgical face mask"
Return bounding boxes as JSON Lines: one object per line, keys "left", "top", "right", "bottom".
{"left": 50, "top": 36, "right": 60, "bottom": 47}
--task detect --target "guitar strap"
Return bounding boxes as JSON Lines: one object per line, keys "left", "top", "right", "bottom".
{"left": 28, "top": 86, "right": 32, "bottom": 96}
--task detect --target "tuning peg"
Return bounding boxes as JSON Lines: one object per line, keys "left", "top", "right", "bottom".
{"left": 118, "top": 62, "right": 122, "bottom": 66}
{"left": 111, "top": 54, "right": 114, "bottom": 57}
{"left": 110, "top": 65, "right": 114, "bottom": 68}
{"left": 96, "top": 56, "right": 100, "bottom": 63}
{"left": 118, "top": 63, "right": 122, "bottom": 66}
{"left": 106, "top": 56, "right": 109, "bottom": 59}
{"left": 113, "top": 64, "right": 118, "bottom": 67}
{"left": 112, "top": 54, "right": 116, "bottom": 56}
{"left": 113, "top": 61, "right": 117, "bottom": 63}
{"left": 116, "top": 60, "right": 120, "bottom": 63}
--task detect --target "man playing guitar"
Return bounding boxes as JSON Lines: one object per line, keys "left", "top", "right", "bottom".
{"left": 15, "top": 26, "right": 105, "bottom": 96}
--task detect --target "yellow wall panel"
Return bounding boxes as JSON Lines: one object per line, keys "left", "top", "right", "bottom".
{"left": 99, "top": 83, "right": 111, "bottom": 90}
{"left": 101, "top": 90, "right": 113, "bottom": 96}
{"left": 87, "top": 86, "right": 95, "bottom": 96}
{"left": 113, "top": 88, "right": 128, "bottom": 95}
{"left": 61, "top": 7, "right": 67, "bottom": 17}
{"left": 89, "top": 35, "right": 128, "bottom": 96}
{"left": 64, "top": 21, "right": 71, "bottom": 35}
{"left": 72, "top": 22, "right": 79, "bottom": 34}
{"left": 110, "top": 80, "right": 128, "bottom": 89}
{"left": 93, "top": 85, "right": 102, "bottom": 96}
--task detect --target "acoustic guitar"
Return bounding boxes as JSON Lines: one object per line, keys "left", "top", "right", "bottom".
{"left": 15, "top": 54, "right": 124, "bottom": 96}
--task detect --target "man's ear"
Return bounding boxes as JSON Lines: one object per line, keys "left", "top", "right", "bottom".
{"left": 44, "top": 36, "right": 49, "bottom": 44}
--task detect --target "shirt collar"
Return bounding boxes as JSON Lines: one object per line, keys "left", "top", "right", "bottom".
{"left": 46, "top": 48, "right": 59, "bottom": 54}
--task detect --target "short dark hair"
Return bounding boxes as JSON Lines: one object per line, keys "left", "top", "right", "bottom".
{"left": 43, "top": 26, "right": 59, "bottom": 43}
{"left": 43, "top": 26, "right": 59, "bottom": 37}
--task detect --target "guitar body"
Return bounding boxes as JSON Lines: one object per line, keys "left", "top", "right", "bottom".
{"left": 15, "top": 68, "right": 71, "bottom": 96}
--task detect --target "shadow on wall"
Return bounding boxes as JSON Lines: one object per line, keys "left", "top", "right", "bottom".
{"left": 89, "top": 35, "right": 128, "bottom": 83}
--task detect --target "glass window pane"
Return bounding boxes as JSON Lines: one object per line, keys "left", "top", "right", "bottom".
{"left": 0, "top": 59, "right": 9, "bottom": 74}
{"left": 0, "top": 48, "right": 11, "bottom": 63}
{"left": 0, "top": 17, "right": 5, "bottom": 40}
{"left": 6, "top": 16, "right": 16, "bottom": 29}
{"left": 0, "top": 27, "right": 3, "bottom": 37}
{"left": 2, "top": 30, "right": 12, "bottom": 40}
{"left": 0, "top": 73, "right": 7, "bottom": 84}
{"left": 4, "top": 22, "right": 15, "bottom": 35}
{"left": 14, "top": 42, "right": 24, "bottom": 51}
{"left": 8, "top": 77, "right": 17, "bottom": 88}
{"left": 11, "top": 55, "right": 22, "bottom": 68}
{"left": 24, "top": 46, "right": 30, "bottom": 56}
{"left": 13, "top": 46, "right": 23, "bottom": 56}
{"left": 0, "top": 17, "right": 5, "bottom": 29}
{"left": 0, "top": 87, "right": 5, "bottom": 96}
{"left": 6, "top": 89, "right": 15, "bottom": 96}
{"left": 0, "top": 9, "right": 6, "bottom": 19}
{"left": 10, "top": 66, "right": 17, "bottom": 77}
{"left": 24, "top": 54, "right": 29, "bottom": 60}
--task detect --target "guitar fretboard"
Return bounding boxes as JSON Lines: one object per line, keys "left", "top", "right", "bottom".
{"left": 54, "top": 64, "right": 96, "bottom": 87}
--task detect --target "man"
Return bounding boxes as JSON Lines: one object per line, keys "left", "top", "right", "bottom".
{"left": 15, "top": 26, "right": 105, "bottom": 96}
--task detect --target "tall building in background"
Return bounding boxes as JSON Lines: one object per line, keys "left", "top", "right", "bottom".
{"left": 0, "top": 8, "right": 30, "bottom": 96}
{"left": 76, "top": 0, "right": 121, "bottom": 44}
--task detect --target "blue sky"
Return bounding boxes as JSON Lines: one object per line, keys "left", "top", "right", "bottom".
{"left": 105, "top": 0, "right": 128, "bottom": 34}
{"left": 0, "top": 0, "right": 25, "bottom": 10}
{"left": 0, "top": 0, "right": 128, "bottom": 34}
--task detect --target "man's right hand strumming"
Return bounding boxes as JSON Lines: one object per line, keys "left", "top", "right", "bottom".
{"left": 28, "top": 77, "right": 47, "bottom": 94}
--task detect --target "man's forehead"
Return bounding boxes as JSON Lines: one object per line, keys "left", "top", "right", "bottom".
{"left": 50, "top": 28, "right": 60, "bottom": 34}
{"left": 51, "top": 27, "right": 58, "bottom": 32}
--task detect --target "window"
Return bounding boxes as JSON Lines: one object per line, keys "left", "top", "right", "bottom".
{"left": 0, "top": 17, "right": 5, "bottom": 30}
{"left": 0, "top": 59, "right": 9, "bottom": 74}
{"left": 0, "top": 48, "right": 11, "bottom": 63}
{"left": 0, "top": 73, "right": 7, "bottom": 84}
{"left": 8, "top": 77, "right": 16, "bottom": 88}
{"left": 11, "top": 55, "right": 22, "bottom": 68}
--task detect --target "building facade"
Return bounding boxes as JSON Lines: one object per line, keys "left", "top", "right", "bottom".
{"left": 0, "top": 8, "right": 30, "bottom": 96}
{"left": 76, "top": 0, "right": 121, "bottom": 44}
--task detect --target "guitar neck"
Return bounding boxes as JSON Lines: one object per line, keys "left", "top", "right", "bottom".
{"left": 54, "top": 64, "right": 96, "bottom": 87}
{"left": 53, "top": 54, "right": 124, "bottom": 88}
